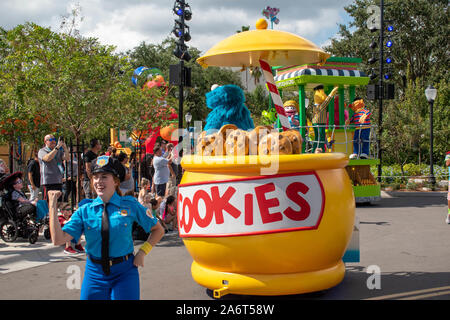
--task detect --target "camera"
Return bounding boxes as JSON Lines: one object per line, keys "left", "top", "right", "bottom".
{"left": 59, "top": 136, "right": 64, "bottom": 142}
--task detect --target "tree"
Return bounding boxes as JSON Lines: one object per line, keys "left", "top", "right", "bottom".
{"left": 0, "top": 22, "right": 171, "bottom": 201}
{"left": 245, "top": 85, "right": 270, "bottom": 125}
{"left": 234, "top": 26, "right": 262, "bottom": 88}
{"left": 0, "top": 22, "right": 169, "bottom": 143}
{"left": 236, "top": 25, "right": 250, "bottom": 33}
{"left": 325, "top": 0, "right": 448, "bottom": 91}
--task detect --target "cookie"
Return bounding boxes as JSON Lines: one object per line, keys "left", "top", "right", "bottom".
{"left": 258, "top": 132, "right": 293, "bottom": 155}
{"left": 217, "top": 124, "right": 238, "bottom": 141}
{"left": 248, "top": 125, "right": 272, "bottom": 155}
{"left": 225, "top": 129, "right": 249, "bottom": 156}
{"left": 196, "top": 132, "right": 218, "bottom": 156}
{"left": 281, "top": 129, "right": 302, "bottom": 154}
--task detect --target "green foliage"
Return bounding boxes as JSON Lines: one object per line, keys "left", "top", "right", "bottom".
{"left": 236, "top": 26, "right": 250, "bottom": 33}
{"left": 0, "top": 21, "right": 168, "bottom": 149}
{"left": 371, "top": 163, "right": 448, "bottom": 185}
{"left": 406, "top": 181, "right": 417, "bottom": 190}
{"left": 245, "top": 85, "right": 270, "bottom": 122}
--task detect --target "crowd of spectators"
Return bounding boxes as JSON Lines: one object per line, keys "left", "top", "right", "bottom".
{"left": 1, "top": 134, "right": 181, "bottom": 252}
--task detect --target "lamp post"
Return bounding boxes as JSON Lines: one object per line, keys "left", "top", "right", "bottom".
{"left": 185, "top": 112, "right": 192, "bottom": 151}
{"left": 185, "top": 112, "right": 192, "bottom": 129}
{"left": 425, "top": 85, "right": 437, "bottom": 187}
{"left": 185, "top": 112, "right": 192, "bottom": 138}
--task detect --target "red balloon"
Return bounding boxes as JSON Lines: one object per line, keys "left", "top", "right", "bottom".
{"left": 145, "top": 128, "right": 160, "bottom": 154}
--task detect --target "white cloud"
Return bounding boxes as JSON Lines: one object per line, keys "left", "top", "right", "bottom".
{"left": 0, "top": 0, "right": 354, "bottom": 54}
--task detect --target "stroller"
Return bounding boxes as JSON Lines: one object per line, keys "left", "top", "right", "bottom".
{"left": 0, "top": 172, "right": 50, "bottom": 244}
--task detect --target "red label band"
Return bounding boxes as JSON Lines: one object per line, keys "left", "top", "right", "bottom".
{"left": 177, "top": 172, "right": 325, "bottom": 238}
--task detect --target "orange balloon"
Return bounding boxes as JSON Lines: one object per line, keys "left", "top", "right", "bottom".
{"left": 154, "top": 75, "right": 164, "bottom": 83}
{"left": 160, "top": 123, "right": 178, "bottom": 141}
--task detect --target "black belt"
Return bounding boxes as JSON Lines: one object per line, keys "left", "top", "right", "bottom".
{"left": 89, "top": 253, "right": 133, "bottom": 267}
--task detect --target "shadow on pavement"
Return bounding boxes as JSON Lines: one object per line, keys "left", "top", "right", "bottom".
{"left": 208, "top": 266, "right": 450, "bottom": 300}
{"left": 0, "top": 237, "right": 86, "bottom": 270}
{"left": 359, "top": 221, "right": 390, "bottom": 226}
{"left": 155, "top": 233, "right": 184, "bottom": 248}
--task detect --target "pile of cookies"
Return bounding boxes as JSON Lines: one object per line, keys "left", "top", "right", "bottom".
{"left": 196, "top": 124, "right": 302, "bottom": 156}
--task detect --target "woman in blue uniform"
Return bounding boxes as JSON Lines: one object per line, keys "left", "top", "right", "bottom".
{"left": 48, "top": 155, "right": 165, "bottom": 300}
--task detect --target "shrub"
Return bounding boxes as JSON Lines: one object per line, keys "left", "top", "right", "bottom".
{"left": 406, "top": 182, "right": 417, "bottom": 190}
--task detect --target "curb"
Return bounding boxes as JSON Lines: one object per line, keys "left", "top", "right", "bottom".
{"left": 381, "top": 191, "right": 447, "bottom": 198}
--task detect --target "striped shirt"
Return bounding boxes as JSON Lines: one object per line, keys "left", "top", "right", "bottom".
{"left": 349, "top": 108, "right": 371, "bottom": 129}
{"left": 312, "top": 104, "right": 328, "bottom": 124}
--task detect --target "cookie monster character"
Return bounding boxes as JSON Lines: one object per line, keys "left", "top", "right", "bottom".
{"left": 204, "top": 84, "right": 255, "bottom": 133}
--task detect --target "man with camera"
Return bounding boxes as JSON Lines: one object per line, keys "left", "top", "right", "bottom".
{"left": 38, "top": 134, "right": 69, "bottom": 203}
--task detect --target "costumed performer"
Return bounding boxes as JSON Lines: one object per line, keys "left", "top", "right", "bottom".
{"left": 275, "top": 100, "right": 300, "bottom": 130}
{"left": 312, "top": 85, "right": 339, "bottom": 152}
{"left": 345, "top": 97, "right": 372, "bottom": 159}
{"left": 204, "top": 84, "right": 254, "bottom": 133}
{"left": 48, "top": 155, "right": 165, "bottom": 300}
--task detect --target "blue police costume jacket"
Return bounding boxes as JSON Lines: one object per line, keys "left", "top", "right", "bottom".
{"left": 62, "top": 192, "right": 158, "bottom": 259}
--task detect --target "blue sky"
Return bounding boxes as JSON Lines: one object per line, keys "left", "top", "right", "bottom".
{"left": 0, "top": 0, "right": 355, "bottom": 54}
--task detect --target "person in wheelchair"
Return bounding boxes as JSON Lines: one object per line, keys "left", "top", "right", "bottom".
{"left": 10, "top": 176, "right": 37, "bottom": 205}
{"left": 7, "top": 173, "right": 47, "bottom": 221}
{"left": 0, "top": 172, "right": 49, "bottom": 243}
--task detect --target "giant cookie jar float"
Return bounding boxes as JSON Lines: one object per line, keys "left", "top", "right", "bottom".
{"left": 176, "top": 20, "right": 355, "bottom": 298}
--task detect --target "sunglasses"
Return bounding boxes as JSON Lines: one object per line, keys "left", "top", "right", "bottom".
{"left": 13, "top": 179, "right": 23, "bottom": 185}
{"left": 47, "top": 138, "right": 56, "bottom": 142}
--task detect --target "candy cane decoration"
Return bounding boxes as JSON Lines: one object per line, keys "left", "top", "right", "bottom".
{"left": 259, "top": 59, "right": 291, "bottom": 131}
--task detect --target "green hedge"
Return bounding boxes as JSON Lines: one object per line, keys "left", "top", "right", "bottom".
{"left": 370, "top": 164, "right": 448, "bottom": 184}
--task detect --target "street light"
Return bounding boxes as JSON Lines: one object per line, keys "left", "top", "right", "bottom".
{"left": 425, "top": 85, "right": 437, "bottom": 187}
{"left": 185, "top": 112, "right": 192, "bottom": 151}
{"left": 185, "top": 112, "right": 192, "bottom": 128}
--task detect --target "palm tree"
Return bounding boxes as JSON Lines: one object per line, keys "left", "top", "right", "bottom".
{"left": 236, "top": 25, "right": 263, "bottom": 89}
{"left": 249, "top": 67, "right": 262, "bottom": 86}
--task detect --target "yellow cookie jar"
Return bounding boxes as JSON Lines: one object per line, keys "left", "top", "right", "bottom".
{"left": 177, "top": 153, "right": 355, "bottom": 297}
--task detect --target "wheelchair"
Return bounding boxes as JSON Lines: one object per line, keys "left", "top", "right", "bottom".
{"left": 0, "top": 172, "right": 50, "bottom": 244}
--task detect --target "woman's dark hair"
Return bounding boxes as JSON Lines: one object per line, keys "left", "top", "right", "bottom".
{"left": 166, "top": 195, "right": 175, "bottom": 205}
{"left": 117, "top": 152, "right": 128, "bottom": 162}
{"left": 90, "top": 138, "right": 99, "bottom": 149}
{"left": 150, "top": 199, "right": 158, "bottom": 206}
{"left": 163, "top": 195, "right": 176, "bottom": 217}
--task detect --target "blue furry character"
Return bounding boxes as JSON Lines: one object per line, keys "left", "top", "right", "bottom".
{"left": 204, "top": 85, "right": 254, "bottom": 132}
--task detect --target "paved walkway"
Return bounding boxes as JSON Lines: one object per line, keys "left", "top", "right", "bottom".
{"left": 0, "top": 191, "right": 448, "bottom": 300}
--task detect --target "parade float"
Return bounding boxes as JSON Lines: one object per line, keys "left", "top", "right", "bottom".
{"left": 176, "top": 19, "right": 361, "bottom": 298}
{"left": 273, "top": 57, "right": 380, "bottom": 203}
